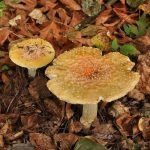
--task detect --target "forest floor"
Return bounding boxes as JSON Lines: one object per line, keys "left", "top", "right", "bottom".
{"left": 0, "top": 0, "right": 150, "bottom": 149}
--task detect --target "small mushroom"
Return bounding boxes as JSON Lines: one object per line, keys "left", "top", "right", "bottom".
{"left": 45, "top": 47, "right": 140, "bottom": 128}
{"left": 9, "top": 38, "right": 55, "bottom": 77}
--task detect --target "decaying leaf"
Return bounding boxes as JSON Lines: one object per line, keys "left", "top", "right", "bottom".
{"left": 29, "top": 133, "right": 56, "bottom": 150}
{"left": 91, "top": 32, "right": 111, "bottom": 51}
{"left": 126, "top": 0, "right": 145, "bottom": 8}
{"left": 139, "top": 3, "right": 150, "bottom": 15}
{"left": 136, "top": 51, "right": 150, "bottom": 95}
{"left": 0, "top": 28, "right": 9, "bottom": 45}
{"left": 109, "top": 101, "right": 129, "bottom": 118}
{"left": 28, "top": 77, "right": 51, "bottom": 100}
{"left": 9, "top": 15, "right": 21, "bottom": 26}
{"left": 29, "top": 9, "right": 47, "bottom": 24}
{"left": 116, "top": 113, "right": 139, "bottom": 136}
{"left": 74, "top": 138, "right": 107, "bottom": 150}
{"left": 60, "top": 0, "right": 81, "bottom": 10}
{"left": 0, "top": 0, "right": 7, "bottom": 18}
{"left": 69, "top": 120, "right": 83, "bottom": 133}
{"left": 54, "top": 133, "right": 79, "bottom": 150}
{"left": 91, "top": 120, "right": 117, "bottom": 144}
{"left": 138, "top": 117, "right": 150, "bottom": 140}
{"left": 11, "top": 143, "right": 34, "bottom": 150}
{"left": 81, "top": 0, "right": 102, "bottom": 16}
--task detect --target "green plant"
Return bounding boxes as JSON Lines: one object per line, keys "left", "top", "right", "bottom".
{"left": 111, "top": 38, "right": 139, "bottom": 56}
{"left": 0, "top": 0, "right": 6, "bottom": 17}
{"left": 123, "top": 14, "right": 149, "bottom": 38}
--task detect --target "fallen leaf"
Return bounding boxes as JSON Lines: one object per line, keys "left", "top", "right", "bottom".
{"left": 28, "top": 77, "right": 51, "bottom": 100}
{"left": 56, "top": 8, "right": 71, "bottom": 25}
{"left": 21, "top": 114, "right": 40, "bottom": 130}
{"left": 128, "top": 89, "right": 145, "bottom": 101}
{"left": 69, "top": 120, "right": 83, "bottom": 133}
{"left": 60, "top": 0, "right": 81, "bottom": 10}
{"left": 66, "top": 103, "right": 74, "bottom": 120}
{"left": 29, "top": 9, "right": 47, "bottom": 24}
{"left": 5, "top": 0, "right": 37, "bottom": 11}
{"left": 139, "top": 4, "right": 150, "bottom": 15}
{"left": 0, "top": 28, "right": 10, "bottom": 45}
{"left": 11, "top": 143, "right": 34, "bottom": 150}
{"left": 91, "top": 119, "right": 117, "bottom": 144}
{"left": 29, "top": 133, "right": 56, "bottom": 150}
{"left": 74, "top": 138, "right": 107, "bottom": 150}
{"left": 108, "top": 101, "right": 129, "bottom": 118}
{"left": 81, "top": 0, "right": 102, "bottom": 16}
{"left": 54, "top": 133, "right": 79, "bottom": 150}
{"left": 9, "top": 15, "right": 21, "bottom": 26}
{"left": 1, "top": 73, "right": 10, "bottom": 85}
{"left": 96, "top": 8, "right": 112, "bottom": 25}
{"left": 136, "top": 51, "right": 150, "bottom": 94}
{"left": 69, "top": 11, "right": 84, "bottom": 27}
{"left": 116, "top": 113, "right": 139, "bottom": 136}
{"left": 138, "top": 117, "right": 150, "bottom": 140}
{"left": 0, "top": 135, "right": 4, "bottom": 148}
{"left": 113, "top": 7, "right": 137, "bottom": 24}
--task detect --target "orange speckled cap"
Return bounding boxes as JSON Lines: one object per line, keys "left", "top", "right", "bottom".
{"left": 45, "top": 47, "right": 140, "bottom": 104}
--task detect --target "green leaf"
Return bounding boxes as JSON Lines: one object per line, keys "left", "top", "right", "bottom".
{"left": 136, "top": 13, "right": 149, "bottom": 36}
{"left": 74, "top": 138, "right": 107, "bottom": 150}
{"left": 0, "top": 1, "right": 6, "bottom": 17}
{"left": 128, "top": 24, "right": 139, "bottom": 36}
{"left": 132, "top": 143, "right": 141, "bottom": 150}
{"left": 81, "top": 0, "right": 102, "bottom": 16}
{"left": 1, "top": 64, "right": 9, "bottom": 71}
{"left": 123, "top": 13, "right": 149, "bottom": 38}
{"left": 111, "top": 38, "right": 119, "bottom": 51}
{"left": 123, "top": 24, "right": 130, "bottom": 35}
{"left": 120, "top": 44, "right": 139, "bottom": 56}
{"left": 126, "top": 0, "right": 145, "bottom": 8}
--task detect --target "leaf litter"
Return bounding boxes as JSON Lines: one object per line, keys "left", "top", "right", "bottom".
{"left": 0, "top": 0, "right": 150, "bottom": 149}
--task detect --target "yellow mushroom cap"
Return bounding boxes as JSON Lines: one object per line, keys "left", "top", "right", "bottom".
{"left": 9, "top": 38, "right": 55, "bottom": 69}
{"left": 45, "top": 47, "right": 140, "bottom": 104}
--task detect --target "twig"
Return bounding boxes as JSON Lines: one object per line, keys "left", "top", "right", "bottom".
{"left": 6, "top": 90, "right": 21, "bottom": 113}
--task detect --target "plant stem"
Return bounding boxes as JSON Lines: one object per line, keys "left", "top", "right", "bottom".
{"left": 80, "top": 104, "right": 97, "bottom": 128}
{"left": 28, "top": 68, "right": 36, "bottom": 77}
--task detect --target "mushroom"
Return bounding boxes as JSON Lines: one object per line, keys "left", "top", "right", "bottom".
{"left": 45, "top": 47, "right": 140, "bottom": 128}
{"left": 9, "top": 38, "right": 55, "bottom": 77}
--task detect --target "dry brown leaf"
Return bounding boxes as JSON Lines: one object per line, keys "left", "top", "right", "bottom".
{"left": 5, "top": 0, "right": 37, "bottom": 11}
{"left": 135, "top": 51, "right": 150, "bottom": 95}
{"left": 39, "top": 0, "right": 57, "bottom": 12}
{"left": 0, "top": 28, "right": 10, "bottom": 45}
{"left": 96, "top": 8, "right": 112, "bottom": 25}
{"left": 29, "top": 133, "right": 56, "bottom": 150}
{"left": 1, "top": 73, "right": 10, "bottom": 85}
{"left": 138, "top": 117, "right": 150, "bottom": 140}
{"left": 28, "top": 77, "right": 51, "bottom": 100}
{"left": 69, "top": 120, "right": 83, "bottom": 133}
{"left": 21, "top": 114, "right": 40, "bottom": 130}
{"left": 54, "top": 133, "right": 79, "bottom": 150}
{"left": 91, "top": 119, "right": 117, "bottom": 144}
{"left": 128, "top": 89, "right": 145, "bottom": 101}
{"left": 69, "top": 11, "right": 84, "bottom": 27}
{"left": 56, "top": 8, "right": 71, "bottom": 25}
{"left": 66, "top": 103, "right": 74, "bottom": 120}
{"left": 113, "top": 7, "right": 137, "bottom": 24}
{"left": 116, "top": 113, "right": 139, "bottom": 136}
{"left": 40, "top": 21, "right": 63, "bottom": 41}
{"left": 60, "top": 0, "right": 81, "bottom": 10}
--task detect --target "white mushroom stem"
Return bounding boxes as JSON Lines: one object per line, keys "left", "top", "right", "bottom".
{"left": 80, "top": 104, "right": 97, "bottom": 128}
{"left": 28, "top": 68, "right": 37, "bottom": 77}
